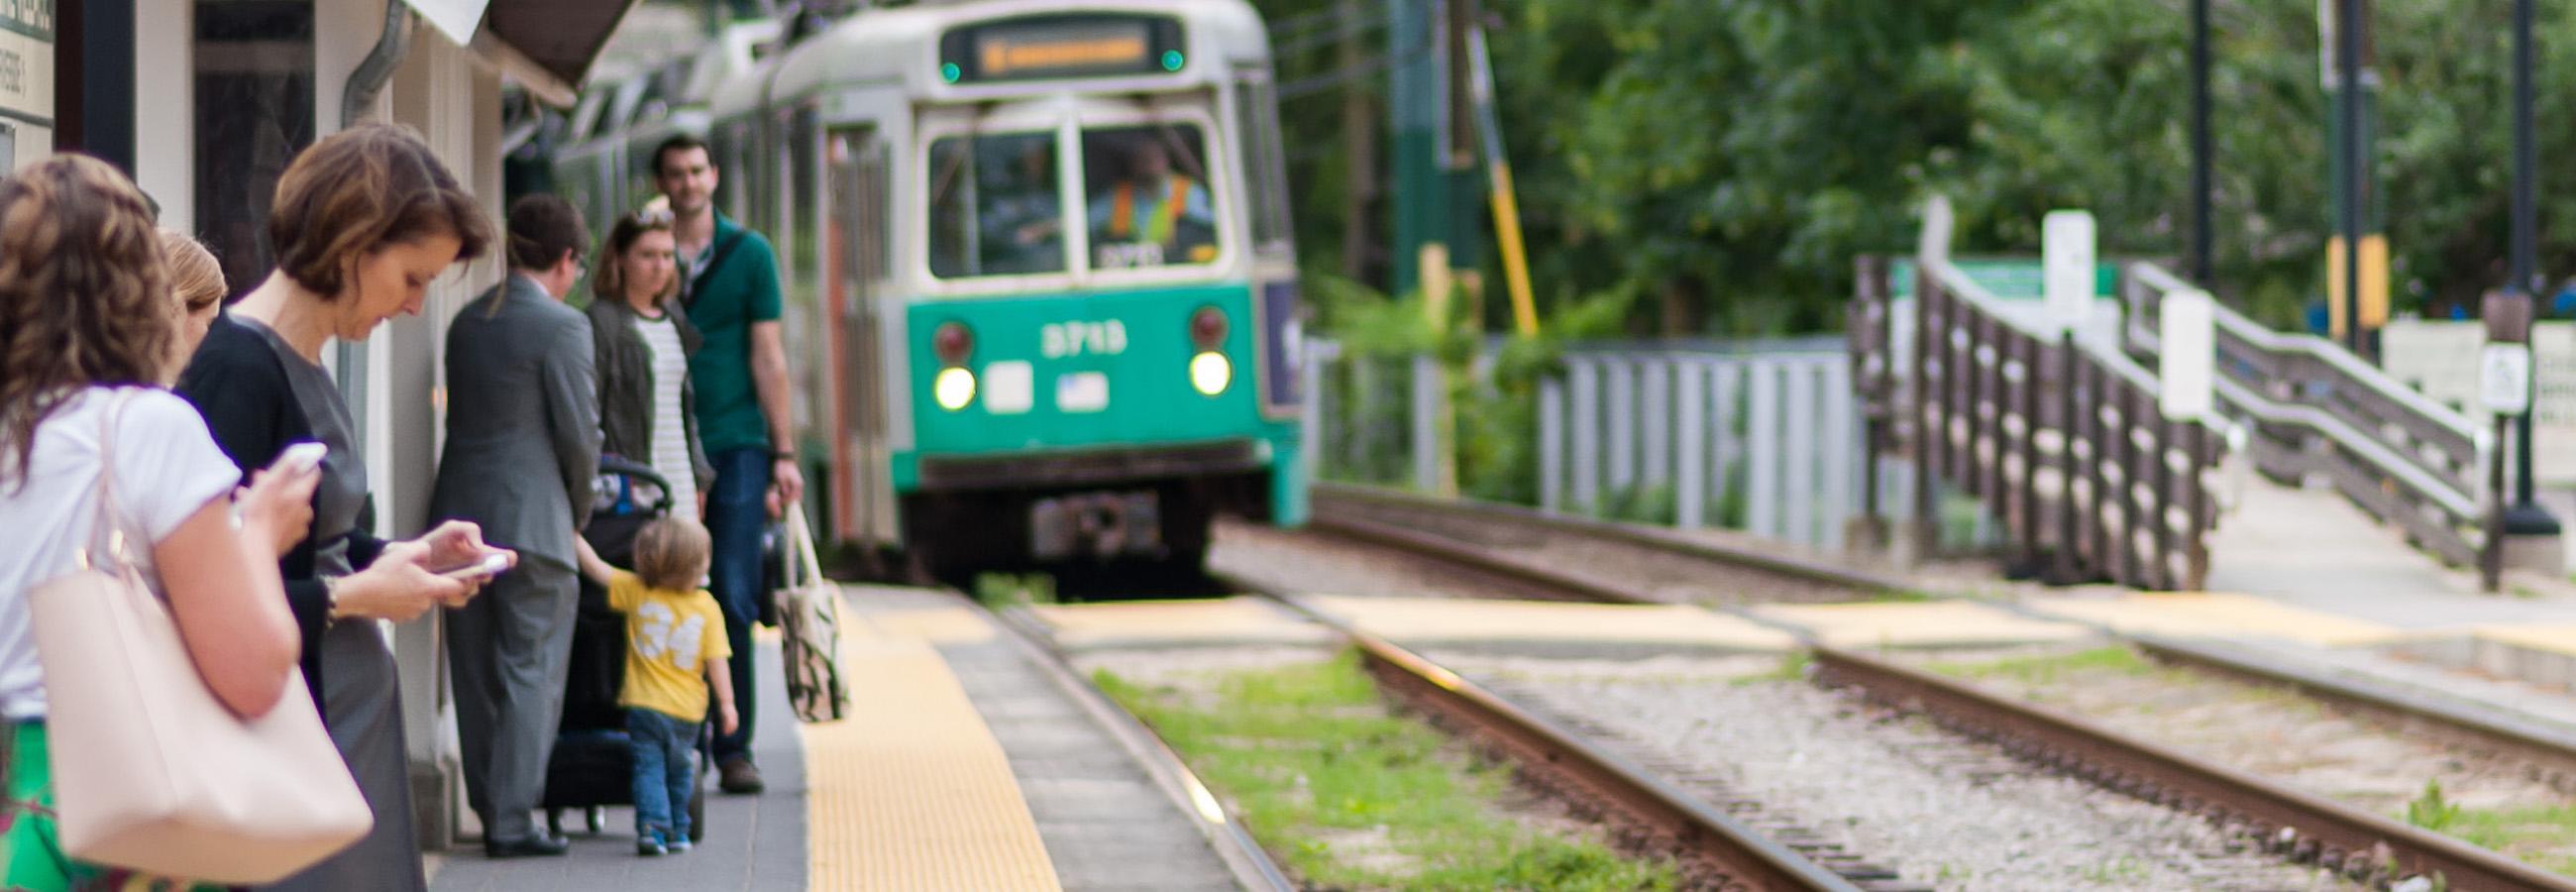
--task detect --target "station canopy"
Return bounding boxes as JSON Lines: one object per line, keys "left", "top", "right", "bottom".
{"left": 407, "top": 0, "right": 644, "bottom": 106}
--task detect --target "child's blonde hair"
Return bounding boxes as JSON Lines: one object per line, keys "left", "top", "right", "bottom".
{"left": 631, "top": 515, "right": 712, "bottom": 592}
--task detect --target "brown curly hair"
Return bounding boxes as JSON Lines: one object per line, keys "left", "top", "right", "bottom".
{"left": 268, "top": 122, "right": 492, "bottom": 298}
{"left": 0, "top": 155, "right": 173, "bottom": 489}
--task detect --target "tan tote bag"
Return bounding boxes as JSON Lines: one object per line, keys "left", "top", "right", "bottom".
{"left": 775, "top": 506, "right": 849, "bottom": 723}
{"left": 27, "top": 391, "right": 372, "bottom": 884}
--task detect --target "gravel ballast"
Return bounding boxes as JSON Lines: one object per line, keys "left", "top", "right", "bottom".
{"left": 1435, "top": 650, "right": 2353, "bottom": 891}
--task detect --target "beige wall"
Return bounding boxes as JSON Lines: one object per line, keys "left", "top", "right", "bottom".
{"left": 316, "top": 0, "right": 509, "bottom": 847}
{"left": 134, "top": 0, "right": 194, "bottom": 229}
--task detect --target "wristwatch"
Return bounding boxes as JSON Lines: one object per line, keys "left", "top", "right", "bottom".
{"left": 772, "top": 450, "right": 798, "bottom": 463}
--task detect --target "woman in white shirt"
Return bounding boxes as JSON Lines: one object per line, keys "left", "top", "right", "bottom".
{"left": 0, "top": 156, "right": 313, "bottom": 889}
{"left": 587, "top": 205, "right": 712, "bottom": 521}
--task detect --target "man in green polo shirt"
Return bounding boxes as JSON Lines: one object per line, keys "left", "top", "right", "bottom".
{"left": 653, "top": 134, "right": 803, "bottom": 795}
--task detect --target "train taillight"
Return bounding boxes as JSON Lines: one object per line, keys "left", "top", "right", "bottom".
{"left": 932, "top": 321, "right": 975, "bottom": 366}
{"left": 1189, "top": 305, "right": 1228, "bottom": 350}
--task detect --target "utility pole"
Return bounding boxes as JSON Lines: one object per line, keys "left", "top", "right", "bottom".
{"left": 1388, "top": 0, "right": 1450, "bottom": 297}
{"left": 1388, "top": 0, "right": 1480, "bottom": 300}
{"left": 2326, "top": 0, "right": 2382, "bottom": 359}
{"left": 2190, "top": 0, "right": 2212, "bottom": 284}
{"left": 2328, "top": 0, "right": 2380, "bottom": 358}
{"left": 2506, "top": 0, "right": 2559, "bottom": 537}
{"left": 1340, "top": 0, "right": 1376, "bottom": 281}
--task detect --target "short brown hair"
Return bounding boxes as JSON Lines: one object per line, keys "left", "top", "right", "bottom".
{"left": 160, "top": 229, "right": 226, "bottom": 316}
{"left": 268, "top": 123, "right": 493, "bottom": 297}
{"left": 632, "top": 515, "right": 713, "bottom": 592}
{"left": 652, "top": 134, "right": 711, "bottom": 178}
{"left": 590, "top": 208, "right": 678, "bottom": 305}
{"left": 506, "top": 194, "right": 588, "bottom": 272}
{"left": 0, "top": 156, "right": 169, "bottom": 488}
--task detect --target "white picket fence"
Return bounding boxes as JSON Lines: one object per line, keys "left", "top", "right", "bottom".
{"left": 1300, "top": 337, "right": 1891, "bottom": 552}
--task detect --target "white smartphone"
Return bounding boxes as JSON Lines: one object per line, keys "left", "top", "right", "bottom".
{"left": 277, "top": 442, "right": 328, "bottom": 474}
{"left": 438, "top": 553, "right": 510, "bottom": 581}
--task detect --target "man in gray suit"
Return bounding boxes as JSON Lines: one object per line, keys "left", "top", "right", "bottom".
{"left": 430, "top": 195, "right": 602, "bottom": 858}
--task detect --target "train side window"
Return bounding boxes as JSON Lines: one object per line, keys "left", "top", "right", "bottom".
{"left": 1233, "top": 75, "right": 1293, "bottom": 254}
{"left": 926, "top": 132, "right": 1069, "bottom": 279}
{"left": 1080, "top": 124, "right": 1223, "bottom": 270}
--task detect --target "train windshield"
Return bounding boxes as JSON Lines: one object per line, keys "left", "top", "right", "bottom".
{"left": 927, "top": 130, "right": 1069, "bottom": 279}
{"left": 1080, "top": 123, "right": 1220, "bottom": 271}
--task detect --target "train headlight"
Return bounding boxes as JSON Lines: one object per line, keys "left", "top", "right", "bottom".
{"left": 934, "top": 367, "right": 977, "bottom": 410}
{"left": 1190, "top": 351, "right": 1232, "bottom": 395}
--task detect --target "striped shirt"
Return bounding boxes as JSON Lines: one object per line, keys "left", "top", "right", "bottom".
{"left": 634, "top": 313, "right": 699, "bottom": 521}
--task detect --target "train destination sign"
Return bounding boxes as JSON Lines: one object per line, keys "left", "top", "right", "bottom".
{"left": 940, "top": 14, "right": 1186, "bottom": 83}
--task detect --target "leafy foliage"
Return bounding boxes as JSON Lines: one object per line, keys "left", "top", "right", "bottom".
{"left": 1256, "top": 0, "right": 2576, "bottom": 336}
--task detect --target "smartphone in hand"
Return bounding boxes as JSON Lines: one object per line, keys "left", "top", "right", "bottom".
{"left": 438, "top": 553, "right": 511, "bottom": 581}
{"left": 277, "top": 442, "right": 327, "bottom": 474}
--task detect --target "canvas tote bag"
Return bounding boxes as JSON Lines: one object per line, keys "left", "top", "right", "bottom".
{"left": 775, "top": 507, "right": 849, "bottom": 723}
{"left": 27, "top": 392, "right": 372, "bottom": 884}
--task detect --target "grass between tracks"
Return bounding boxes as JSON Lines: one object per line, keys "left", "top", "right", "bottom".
{"left": 1922, "top": 644, "right": 2154, "bottom": 685}
{"left": 1096, "top": 652, "right": 1678, "bottom": 891}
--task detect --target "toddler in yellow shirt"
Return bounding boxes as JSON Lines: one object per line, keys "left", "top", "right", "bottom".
{"left": 574, "top": 516, "right": 737, "bottom": 856}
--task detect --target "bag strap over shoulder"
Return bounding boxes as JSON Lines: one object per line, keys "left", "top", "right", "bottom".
{"left": 80, "top": 390, "right": 141, "bottom": 572}
{"left": 683, "top": 228, "right": 751, "bottom": 311}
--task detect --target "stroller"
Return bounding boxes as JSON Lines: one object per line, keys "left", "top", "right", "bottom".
{"left": 540, "top": 455, "right": 708, "bottom": 841}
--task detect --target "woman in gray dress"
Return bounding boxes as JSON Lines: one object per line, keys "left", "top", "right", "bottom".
{"left": 176, "top": 124, "right": 511, "bottom": 892}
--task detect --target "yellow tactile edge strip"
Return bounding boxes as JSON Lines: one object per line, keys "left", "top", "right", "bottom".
{"left": 803, "top": 595, "right": 1063, "bottom": 891}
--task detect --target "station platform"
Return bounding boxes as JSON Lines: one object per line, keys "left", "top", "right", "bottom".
{"left": 429, "top": 585, "right": 1256, "bottom": 891}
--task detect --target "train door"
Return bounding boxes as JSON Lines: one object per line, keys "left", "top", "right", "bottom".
{"left": 1231, "top": 67, "right": 1302, "bottom": 420}
{"left": 828, "top": 126, "right": 897, "bottom": 547}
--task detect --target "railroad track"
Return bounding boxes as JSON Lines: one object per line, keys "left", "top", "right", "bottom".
{"left": 1293, "top": 483, "right": 2576, "bottom": 890}
{"left": 1221, "top": 584, "right": 1893, "bottom": 892}
{"left": 1308, "top": 482, "right": 1913, "bottom": 605}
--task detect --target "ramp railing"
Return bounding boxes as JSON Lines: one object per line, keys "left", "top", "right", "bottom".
{"left": 1851, "top": 254, "right": 2228, "bottom": 591}
{"left": 2120, "top": 263, "right": 2503, "bottom": 589}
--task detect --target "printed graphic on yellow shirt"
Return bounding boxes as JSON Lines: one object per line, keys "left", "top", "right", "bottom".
{"left": 608, "top": 570, "right": 734, "bottom": 722}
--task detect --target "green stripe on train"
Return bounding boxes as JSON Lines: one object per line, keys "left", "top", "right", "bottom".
{"left": 895, "top": 281, "right": 1298, "bottom": 481}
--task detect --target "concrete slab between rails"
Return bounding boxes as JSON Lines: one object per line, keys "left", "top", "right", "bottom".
{"left": 2022, "top": 592, "right": 2402, "bottom": 648}
{"left": 1751, "top": 601, "right": 2093, "bottom": 649}
{"left": 1304, "top": 595, "right": 1797, "bottom": 652}
{"left": 1026, "top": 597, "right": 1337, "bottom": 650}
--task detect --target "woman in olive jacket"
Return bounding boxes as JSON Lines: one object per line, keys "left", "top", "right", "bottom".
{"left": 588, "top": 207, "right": 714, "bottom": 518}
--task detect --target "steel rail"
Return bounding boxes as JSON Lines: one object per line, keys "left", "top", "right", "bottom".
{"left": 1226, "top": 584, "right": 1867, "bottom": 892}
{"left": 1283, "top": 495, "right": 2576, "bottom": 889}
{"left": 1809, "top": 646, "right": 2576, "bottom": 891}
{"left": 982, "top": 603, "right": 1298, "bottom": 892}
{"left": 1311, "top": 482, "right": 1912, "bottom": 599}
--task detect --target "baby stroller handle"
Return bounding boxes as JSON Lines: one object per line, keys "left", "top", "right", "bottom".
{"left": 595, "top": 453, "right": 677, "bottom": 516}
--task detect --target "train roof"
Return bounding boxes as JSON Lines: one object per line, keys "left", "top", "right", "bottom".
{"left": 707, "top": 0, "right": 1271, "bottom": 122}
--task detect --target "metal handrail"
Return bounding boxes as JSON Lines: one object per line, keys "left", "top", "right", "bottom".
{"left": 2128, "top": 264, "right": 2482, "bottom": 442}
{"left": 1934, "top": 261, "right": 2166, "bottom": 397}
{"left": 1870, "top": 246, "right": 2229, "bottom": 591}
{"left": 2122, "top": 262, "right": 2501, "bottom": 587}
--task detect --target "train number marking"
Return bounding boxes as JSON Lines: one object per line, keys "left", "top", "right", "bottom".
{"left": 1040, "top": 320, "right": 1127, "bottom": 359}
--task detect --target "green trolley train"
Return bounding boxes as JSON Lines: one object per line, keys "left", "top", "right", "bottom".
{"left": 558, "top": 0, "right": 1308, "bottom": 577}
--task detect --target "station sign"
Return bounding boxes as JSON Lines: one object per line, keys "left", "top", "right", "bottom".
{"left": 0, "top": 0, "right": 53, "bottom": 169}
{"left": 2482, "top": 344, "right": 2533, "bottom": 416}
{"left": 939, "top": 14, "right": 1186, "bottom": 84}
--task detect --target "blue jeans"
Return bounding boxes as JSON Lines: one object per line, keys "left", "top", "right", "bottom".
{"left": 626, "top": 709, "right": 699, "bottom": 841}
{"left": 704, "top": 447, "right": 770, "bottom": 763}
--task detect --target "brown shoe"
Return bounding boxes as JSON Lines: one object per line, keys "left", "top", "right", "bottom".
{"left": 717, "top": 757, "right": 765, "bottom": 794}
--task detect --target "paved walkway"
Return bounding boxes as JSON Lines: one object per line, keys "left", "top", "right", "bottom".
{"left": 427, "top": 642, "right": 808, "bottom": 892}
{"left": 2201, "top": 475, "right": 2576, "bottom": 628}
